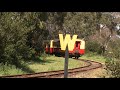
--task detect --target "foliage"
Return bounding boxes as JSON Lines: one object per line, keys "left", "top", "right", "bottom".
{"left": 63, "top": 12, "right": 97, "bottom": 38}
{"left": 81, "top": 52, "right": 107, "bottom": 64}
{"left": 105, "top": 58, "right": 120, "bottom": 78}
{"left": 46, "top": 12, "right": 67, "bottom": 39}
{"left": 104, "top": 39, "right": 120, "bottom": 78}
{"left": 0, "top": 12, "right": 48, "bottom": 66}
{"left": 85, "top": 41, "right": 102, "bottom": 54}
{"left": 105, "top": 39, "right": 120, "bottom": 59}
{"left": 0, "top": 63, "right": 26, "bottom": 76}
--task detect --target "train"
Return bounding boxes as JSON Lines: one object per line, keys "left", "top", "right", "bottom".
{"left": 44, "top": 36, "right": 85, "bottom": 59}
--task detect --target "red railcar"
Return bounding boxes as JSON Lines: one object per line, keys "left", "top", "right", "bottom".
{"left": 44, "top": 39, "right": 85, "bottom": 59}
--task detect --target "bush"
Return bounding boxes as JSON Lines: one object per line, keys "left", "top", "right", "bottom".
{"left": 105, "top": 58, "right": 120, "bottom": 78}
{"left": 40, "top": 52, "right": 49, "bottom": 61}
{"left": 0, "top": 12, "right": 49, "bottom": 66}
{"left": 105, "top": 39, "right": 120, "bottom": 59}
{"left": 0, "top": 63, "right": 25, "bottom": 76}
{"left": 104, "top": 39, "right": 120, "bottom": 78}
{"left": 86, "top": 41, "right": 102, "bottom": 54}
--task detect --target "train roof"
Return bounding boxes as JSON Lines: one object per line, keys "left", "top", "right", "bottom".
{"left": 76, "top": 39, "right": 85, "bottom": 41}
{"left": 44, "top": 39, "right": 85, "bottom": 43}
{"left": 53, "top": 39, "right": 60, "bottom": 42}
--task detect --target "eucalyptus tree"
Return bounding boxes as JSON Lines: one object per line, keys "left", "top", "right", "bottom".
{"left": 0, "top": 12, "right": 48, "bottom": 65}
{"left": 46, "top": 12, "right": 67, "bottom": 39}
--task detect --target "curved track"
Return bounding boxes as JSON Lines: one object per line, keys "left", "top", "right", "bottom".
{"left": 0, "top": 59, "right": 103, "bottom": 78}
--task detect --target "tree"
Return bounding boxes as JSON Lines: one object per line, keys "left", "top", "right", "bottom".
{"left": 0, "top": 12, "right": 48, "bottom": 66}
{"left": 46, "top": 12, "right": 67, "bottom": 39}
{"left": 63, "top": 12, "right": 101, "bottom": 39}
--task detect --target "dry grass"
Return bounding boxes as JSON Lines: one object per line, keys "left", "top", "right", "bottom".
{"left": 68, "top": 53, "right": 109, "bottom": 78}
{"left": 69, "top": 67, "right": 108, "bottom": 78}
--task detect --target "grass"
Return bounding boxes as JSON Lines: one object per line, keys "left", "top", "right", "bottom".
{"left": 0, "top": 63, "right": 26, "bottom": 76}
{"left": 0, "top": 55, "right": 87, "bottom": 76}
{"left": 0, "top": 53, "right": 107, "bottom": 76}
{"left": 80, "top": 53, "right": 107, "bottom": 64}
{"left": 27, "top": 55, "right": 87, "bottom": 73}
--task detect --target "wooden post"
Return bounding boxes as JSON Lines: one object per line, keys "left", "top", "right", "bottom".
{"left": 64, "top": 45, "right": 69, "bottom": 78}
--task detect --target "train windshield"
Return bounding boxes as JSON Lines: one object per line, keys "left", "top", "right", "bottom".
{"left": 76, "top": 41, "right": 80, "bottom": 47}
{"left": 53, "top": 41, "right": 60, "bottom": 48}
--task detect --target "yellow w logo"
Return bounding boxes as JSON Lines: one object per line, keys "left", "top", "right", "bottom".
{"left": 59, "top": 34, "right": 78, "bottom": 51}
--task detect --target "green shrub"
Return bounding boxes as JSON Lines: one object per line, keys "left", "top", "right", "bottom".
{"left": 40, "top": 52, "right": 48, "bottom": 61}
{"left": 105, "top": 58, "right": 120, "bottom": 78}
{"left": 0, "top": 63, "right": 25, "bottom": 76}
{"left": 104, "top": 39, "right": 120, "bottom": 78}
{"left": 105, "top": 39, "right": 120, "bottom": 59}
{"left": 86, "top": 41, "right": 102, "bottom": 54}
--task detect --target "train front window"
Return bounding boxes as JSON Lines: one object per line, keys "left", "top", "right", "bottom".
{"left": 76, "top": 41, "right": 80, "bottom": 47}
{"left": 53, "top": 41, "right": 60, "bottom": 48}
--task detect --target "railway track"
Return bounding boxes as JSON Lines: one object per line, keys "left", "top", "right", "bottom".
{"left": 0, "top": 59, "right": 103, "bottom": 78}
